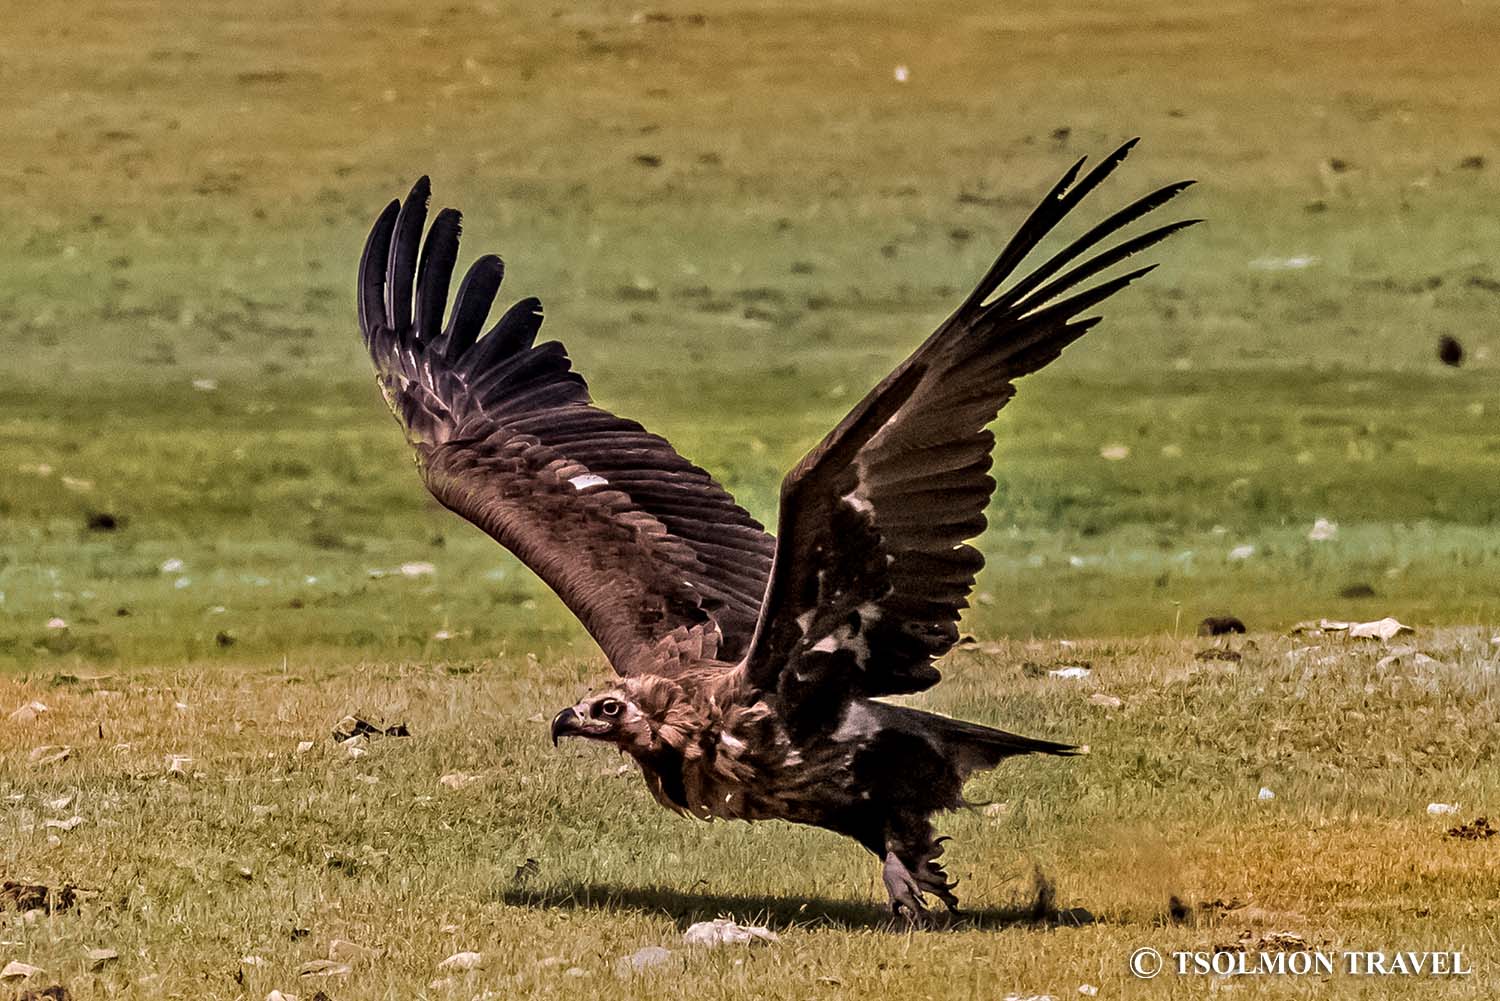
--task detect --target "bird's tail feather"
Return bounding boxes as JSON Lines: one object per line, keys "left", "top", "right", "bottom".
{"left": 916, "top": 708, "right": 1080, "bottom": 782}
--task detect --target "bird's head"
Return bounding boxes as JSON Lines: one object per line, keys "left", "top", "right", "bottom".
{"left": 549, "top": 676, "right": 702, "bottom": 759}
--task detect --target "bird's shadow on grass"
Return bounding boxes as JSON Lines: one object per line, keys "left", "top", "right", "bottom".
{"left": 501, "top": 881, "right": 1097, "bottom": 933}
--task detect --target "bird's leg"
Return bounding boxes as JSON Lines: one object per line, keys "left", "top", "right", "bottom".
{"left": 881, "top": 850, "right": 931, "bottom": 926}
{"left": 881, "top": 823, "right": 961, "bottom": 925}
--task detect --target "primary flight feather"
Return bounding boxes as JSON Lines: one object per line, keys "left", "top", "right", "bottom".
{"left": 357, "top": 142, "right": 1195, "bottom": 922}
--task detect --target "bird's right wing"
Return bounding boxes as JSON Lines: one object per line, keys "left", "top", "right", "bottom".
{"left": 358, "top": 179, "right": 776, "bottom": 676}
{"left": 740, "top": 141, "right": 1196, "bottom": 725}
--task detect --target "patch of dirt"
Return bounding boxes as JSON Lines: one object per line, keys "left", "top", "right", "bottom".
{"left": 1446, "top": 817, "right": 1496, "bottom": 841}
{"left": 331, "top": 715, "right": 410, "bottom": 742}
{"left": 1, "top": 881, "right": 78, "bottom": 913}
{"left": 1198, "top": 616, "right": 1246, "bottom": 636}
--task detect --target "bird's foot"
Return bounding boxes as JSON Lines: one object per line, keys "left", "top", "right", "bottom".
{"left": 882, "top": 851, "right": 936, "bottom": 928}
{"left": 914, "top": 842, "right": 961, "bottom": 913}
{"left": 882, "top": 851, "right": 926, "bottom": 922}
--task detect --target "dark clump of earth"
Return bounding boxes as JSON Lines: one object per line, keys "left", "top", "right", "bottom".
{"left": 1, "top": 881, "right": 78, "bottom": 913}
{"left": 1446, "top": 817, "right": 1495, "bottom": 841}
{"left": 1438, "top": 334, "right": 1464, "bottom": 367}
{"left": 1198, "top": 615, "right": 1246, "bottom": 636}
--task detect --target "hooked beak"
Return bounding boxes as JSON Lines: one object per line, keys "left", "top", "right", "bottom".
{"left": 550, "top": 706, "right": 582, "bottom": 746}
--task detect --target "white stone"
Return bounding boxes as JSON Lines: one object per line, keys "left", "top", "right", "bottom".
{"left": 682, "top": 918, "right": 779, "bottom": 947}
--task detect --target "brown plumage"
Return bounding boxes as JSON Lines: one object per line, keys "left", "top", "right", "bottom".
{"left": 357, "top": 141, "right": 1196, "bottom": 923}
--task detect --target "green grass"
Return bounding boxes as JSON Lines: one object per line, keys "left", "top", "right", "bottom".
{"left": 4, "top": 0, "right": 1500, "bottom": 665}
{"left": 3, "top": 0, "right": 1500, "bottom": 996}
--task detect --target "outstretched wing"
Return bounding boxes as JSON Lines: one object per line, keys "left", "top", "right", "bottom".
{"left": 359, "top": 178, "right": 775, "bottom": 675}
{"left": 741, "top": 141, "right": 1196, "bottom": 720}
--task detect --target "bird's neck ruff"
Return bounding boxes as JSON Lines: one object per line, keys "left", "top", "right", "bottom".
{"left": 621, "top": 675, "right": 708, "bottom": 762}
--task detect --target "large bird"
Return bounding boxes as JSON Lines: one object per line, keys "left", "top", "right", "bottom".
{"left": 357, "top": 141, "right": 1194, "bottom": 922}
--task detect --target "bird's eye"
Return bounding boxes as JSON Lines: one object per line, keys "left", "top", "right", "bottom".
{"left": 598, "top": 699, "right": 622, "bottom": 718}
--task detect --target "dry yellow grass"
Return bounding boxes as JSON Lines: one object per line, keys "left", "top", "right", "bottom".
{"left": 4, "top": 631, "right": 1498, "bottom": 998}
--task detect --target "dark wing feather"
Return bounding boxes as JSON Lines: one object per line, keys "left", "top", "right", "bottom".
{"left": 359, "top": 179, "right": 776, "bottom": 675}
{"left": 741, "top": 141, "right": 1196, "bottom": 724}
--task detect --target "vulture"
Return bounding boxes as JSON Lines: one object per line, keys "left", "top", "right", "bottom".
{"left": 356, "top": 141, "right": 1195, "bottom": 923}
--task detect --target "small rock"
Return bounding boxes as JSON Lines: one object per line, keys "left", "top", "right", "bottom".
{"left": 296, "top": 960, "right": 352, "bottom": 978}
{"left": 165, "top": 754, "right": 193, "bottom": 776}
{"left": 617, "top": 945, "right": 673, "bottom": 974}
{"left": 265, "top": 992, "right": 298, "bottom": 1001}
{"left": 1079, "top": 986, "right": 1099, "bottom": 997}
{"left": 1376, "top": 650, "right": 1440, "bottom": 670}
{"left": 1088, "top": 693, "right": 1123, "bottom": 709}
{"left": 982, "top": 802, "right": 1010, "bottom": 818}
{"left": 564, "top": 967, "right": 586, "bottom": 977}
{"left": 1427, "top": 802, "right": 1460, "bottom": 816}
{"left": 241, "top": 956, "right": 267, "bottom": 967}
{"left": 1307, "top": 518, "right": 1338, "bottom": 542}
{"left": 1348, "top": 617, "right": 1414, "bottom": 642}
{"left": 1257, "top": 787, "right": 1276, "bottom": 801}
{"left": 399, "top": 561, "right": 436, "bottom": 577}
{"left": 439, "top": 772, "right": 482, "bottom": 790}
{"left": 28, "top": 746, "right": 71, "bottom": 766}
{"left": 295, "top": 741, "right": 315, "bottom": 755}
{"left": 1227, "top": 544, "right": 1255, "bottom": 561}
{"left": 436, "top": 951, "right": 485, "bottom": 972}
{"left": 1047, "top": 666, "right": 1091, "bottom": 680}
{"left": 9, "top": 701, "right": 48, "bottom": 724}
{"left": 327, "top": 939, "right": 377, "bottom": 966}
{"left": 1, "top": 962, "right": 44, "bottom": 981}
{"left": 43, "top": 816, "right": 84, "bottom": 832}
{"left": 86, "top": 948, "right": 119, "bottom": 971}
{"left": 1099, "top": 444, "right": 1130, "bottom": 461}
{"left": 682, "top": 918, "right": 779, "bottom": 947}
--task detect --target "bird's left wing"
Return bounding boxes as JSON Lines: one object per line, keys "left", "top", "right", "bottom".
{"left": 358, "top": 179, "right": 775, "bottom": 675}
{"left": 740, "top": 141, "right": 1196, "bottom": 721}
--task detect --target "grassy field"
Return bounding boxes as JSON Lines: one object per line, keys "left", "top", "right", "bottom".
{"left": 3, "top": 634, "right": 1498, "bottom": 999}
{"left": 3, "top": 0, "right": 1500, "bottom": 996}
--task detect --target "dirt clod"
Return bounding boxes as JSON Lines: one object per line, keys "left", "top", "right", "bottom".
{"left": 1446, "top": 817, "right": 1496, "bottom": 841}
{"left": 1198, "top": 616, "right": 1246, "bottom": 636}
{"left": 1, "top": 882, "right": 77, "bottom": 913}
